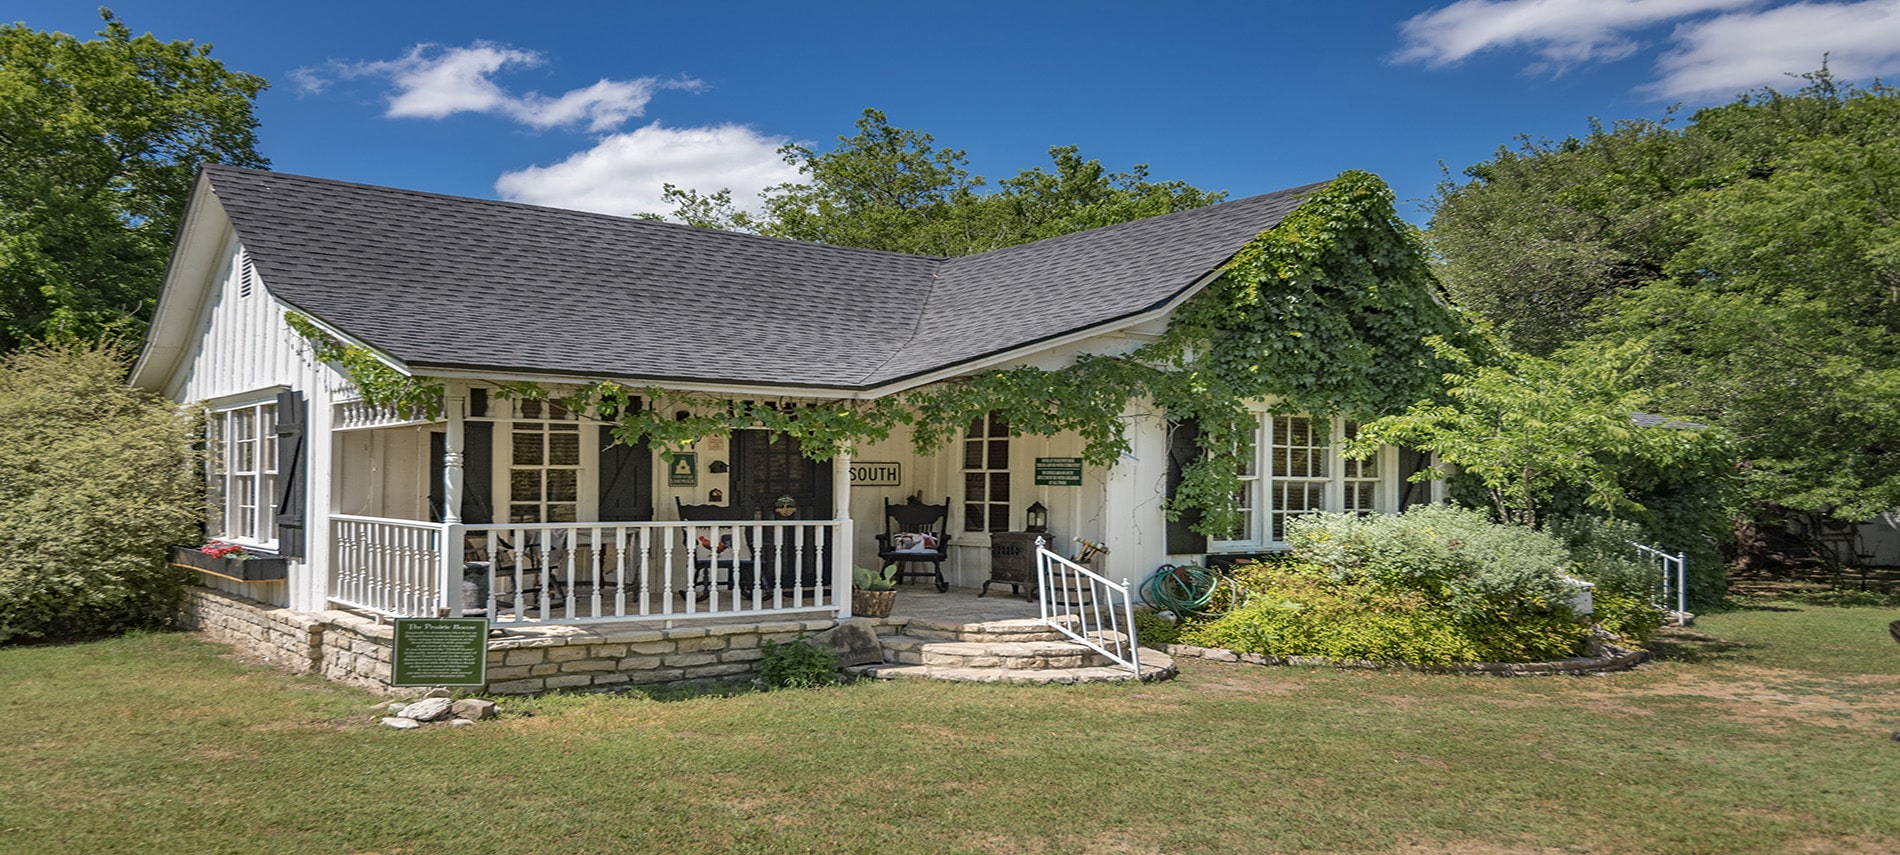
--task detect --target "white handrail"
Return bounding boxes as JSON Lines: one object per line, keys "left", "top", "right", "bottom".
{"left": 1034, "top": 538, "right": 1141, "bottom": 674}
{"left": 1633, "top": 542, "right": 1688, "bottom": 626}
{"left": 330, "top": 516, "right": 846, "bottom": 625}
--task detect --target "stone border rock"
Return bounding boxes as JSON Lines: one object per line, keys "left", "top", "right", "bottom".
{"left": 1161, "top": 636, "right": 1647, "bottom": 676}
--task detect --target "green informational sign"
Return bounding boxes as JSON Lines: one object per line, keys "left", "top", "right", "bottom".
{"left": 1034, "top": 456, "right": 1083, "bottom": 486}
{"left": 667, "top": 452, "right": 698, "bottom": 487}
{"left": 392, "top": 618, "right": 489, "bottom": 687}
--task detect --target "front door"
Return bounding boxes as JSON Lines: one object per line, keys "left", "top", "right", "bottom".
{"left": 731, "top": 430, "right": 833, "bottom": 519}
{"left": 732, "top": 430, "right": 835, "bottom": 589}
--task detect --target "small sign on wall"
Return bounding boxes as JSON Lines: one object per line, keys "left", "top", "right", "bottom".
{"left": 392, "top": 618, "right": 488, "bottom": 687}
{"left": 848, "top": 461, "right": 902, "bottom": 486}
{"left": 668, "top": 452, "right": 698, "bottom": 487}
{"left": 1035, "top": 457, "right": 1083, "bottom": 486}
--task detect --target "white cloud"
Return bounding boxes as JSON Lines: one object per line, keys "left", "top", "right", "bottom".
{"left": 1396, "top": 0, "right": 1760, "bottom": 67}
{"left": 494, "top": 122, "right": 802, "bottom": 219}
{"left": 1647, "top": 0, "right": 1900, "bottom": 97}
{"left": 295, "top": 42, "right": 699, "bottom": 132}
{"left": 1397, "top": 0, "right": 1900, "bottom": 100}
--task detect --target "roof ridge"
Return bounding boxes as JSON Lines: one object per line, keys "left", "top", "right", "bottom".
{"left": 200, "top": 164, "right": 946, "bottom": 267}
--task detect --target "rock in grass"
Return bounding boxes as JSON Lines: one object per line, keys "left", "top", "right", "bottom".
{"left": 399, "top": 696, "right": 454, "bottom": 722}
{"left": 451, "top": 698, "right": 496, "bottom": 721}
{"left": 381, "top": 717, "right": 421, "bottom": 730}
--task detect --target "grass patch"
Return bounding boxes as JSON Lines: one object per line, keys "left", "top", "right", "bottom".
{"left": 2, "top": 610, "right": 1898, "bottom": 853}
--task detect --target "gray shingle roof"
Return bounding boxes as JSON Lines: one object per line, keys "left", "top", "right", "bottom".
{"left": 202, "top": 166, "right": 1319, "bottom": 391}
{"left": 1631, "top": 412, "right": 1709, "bottom": 430}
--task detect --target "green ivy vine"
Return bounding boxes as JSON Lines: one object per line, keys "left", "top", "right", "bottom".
{"left": 284, "top": 312, "right": 446, "bottom": 418}
{"left": 287, "top": 170, "right": 1466, "bottom": 537}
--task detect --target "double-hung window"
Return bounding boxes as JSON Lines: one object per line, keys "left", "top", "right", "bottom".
{"left": 207, "top": 401, "right": 279, "bottom": 547}
{"left": 1212, "top": 412, "right": 1388, "bottom": 551}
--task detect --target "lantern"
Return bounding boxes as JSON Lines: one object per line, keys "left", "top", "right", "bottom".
{"left": 1025, "top": 501, "right": 1048, "bottom": 532}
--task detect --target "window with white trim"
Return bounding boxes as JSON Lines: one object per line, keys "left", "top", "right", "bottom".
{"left": 963, "top": 411, "right": 1011, "bottom": 533}
{"left": 1211, "top": 413, "right": 1387, "bottom": 550}
{"left": 508, "top": 398, "right": 581, "bottom": 523}
{"left": 207, "top": 401, "right": 278, "bottom": 546}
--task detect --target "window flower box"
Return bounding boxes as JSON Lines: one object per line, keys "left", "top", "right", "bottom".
{"left": 169, "top": 544, "right": 289, "bottom": 582}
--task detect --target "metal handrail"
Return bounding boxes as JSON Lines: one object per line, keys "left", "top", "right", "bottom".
{"left": 1633, "top": 542, "right": 1688, "bottom": 626}
{"left": 1035, "top": 538, "right": 1141, "bottom": 674}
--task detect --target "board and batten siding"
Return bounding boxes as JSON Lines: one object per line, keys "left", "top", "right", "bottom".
{"left": 162, "top": 237, "right": 310, "bottom": 405}
{"left": 153, "top": 235, "right": 345, "bottom": 611}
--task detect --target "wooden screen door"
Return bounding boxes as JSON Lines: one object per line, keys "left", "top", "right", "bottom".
{"left": 731, "top": 430, "right": 832, "bottom": 519}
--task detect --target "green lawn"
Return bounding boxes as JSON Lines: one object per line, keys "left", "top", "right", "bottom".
{"left": 2, "top": 603, "right": 1897, "bottom": 854}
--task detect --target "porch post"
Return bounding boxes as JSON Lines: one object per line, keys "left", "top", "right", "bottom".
{"left": 441, "top": 384, "right": 467, "bottom": 616}
{"left": 832, "top": 450, "right": 853, "bottom": 619}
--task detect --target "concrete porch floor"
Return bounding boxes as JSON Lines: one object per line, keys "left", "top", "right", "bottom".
{"left": 883, "top": 584, "right": 1041, "bottom": 624}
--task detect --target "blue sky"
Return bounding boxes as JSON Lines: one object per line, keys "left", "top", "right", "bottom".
{"left": 17, "top": 1, "right": 1900, "bottom": 223}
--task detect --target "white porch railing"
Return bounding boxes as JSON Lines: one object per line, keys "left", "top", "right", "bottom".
{"left": 329, "top": 516, "right": 848, "bottom": 625}
{"left": 331, "top": 515, "right": 445, "bottom": 617}
{"left": 1634, "top": 542, "right": 1689, "bottom": 625}
{"left": 1035, "top": 540, "right": 1141, "bottom": 674}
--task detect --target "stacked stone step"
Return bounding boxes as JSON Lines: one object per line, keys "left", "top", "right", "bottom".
{"left": 853, "top": 617, "right": 1176, "bottom": 684}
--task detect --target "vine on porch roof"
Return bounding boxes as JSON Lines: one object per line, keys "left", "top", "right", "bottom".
{"left": 283, "top": 313, "right": 446, "bottom": 419}
{"left": 285, "top": 171, "right": 1467, "bottom": 536}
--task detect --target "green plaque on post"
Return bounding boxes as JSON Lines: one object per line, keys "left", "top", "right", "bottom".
{"left": 1034, "top": 457, "right": 1083, "bottom": 486}
{"left": 392, "top": 618, "right": 489, "bottom": 687}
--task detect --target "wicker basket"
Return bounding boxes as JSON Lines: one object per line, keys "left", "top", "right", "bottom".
{"left": 852, "top": 588, "right": 896, "bottom": 618}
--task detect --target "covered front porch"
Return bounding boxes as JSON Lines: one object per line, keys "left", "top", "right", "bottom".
{"left": 300, "top": 383, "right": 1153, "bottom": 689}
{"left": 323, "top": 387, "right": 909, "bottom": 628}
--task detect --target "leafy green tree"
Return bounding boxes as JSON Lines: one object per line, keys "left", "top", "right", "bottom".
{"left": 1426, "top": 117, "right": 1704, "bottom": 357}
{"left": 1603, "top": 85, "right": 1900, "bottom": 519}
{"left": 0, "top": 11, "right": 268, "bottom": 352}
{"left": 1347, "top": 337, "right": 1731, "bottom": 529}
{"left": 1429, "top": 69, "right": 1900, "bottom": 522}
{"left": 652, "top": 109, "right": 1223, "bottom": 256}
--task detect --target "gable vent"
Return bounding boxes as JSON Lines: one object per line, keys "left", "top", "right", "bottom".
{"left": 238, "top": 252, "right": 256, "bottom": 298}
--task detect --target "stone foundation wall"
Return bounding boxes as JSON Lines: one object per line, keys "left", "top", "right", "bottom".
{"left": 181, "top": 586, "right": 839, "bottom": 695}
{"left": 181, "top": 587, "right": 397, "bottom": 692}
{"left": 483, "top": 620, "right": 834, "bottom": 695}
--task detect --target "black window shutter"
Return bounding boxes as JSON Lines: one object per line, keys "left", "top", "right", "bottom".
{"left": 428, "top": 422, "right": 494, "bottom": 524}
{"left": 1164, "top": 418, "right": 1208, "bottom": 554}
{"left": 273, "top": 390, "right": 308, "bottom": 559}
{"left": 463, "top": 422, "right": 494, "bottom": 524}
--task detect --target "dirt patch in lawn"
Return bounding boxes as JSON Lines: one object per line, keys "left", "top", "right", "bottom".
{"left": 1598, "top": 666, "right": 1899, "bottom": 731}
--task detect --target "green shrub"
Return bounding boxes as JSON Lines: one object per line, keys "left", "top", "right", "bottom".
{"left": 1177, "top": 566, "right": 1588, "bottom": 664}
{"left": 1131, "top": 606, "right": 1180, "bottom": 646}
{"left": 758, "top": 635, "right": 838, "bottom": 689}
{"left": 1177, "top": 510, "right": 1598, "bottom": 664}
{"left": 1589, "top": 591, "right": 1666, "bottom": 644}
{"left": 1286, "top": 504, "right": 1574, "bottom": 619}
{"left": 1548, "top": 515, "right": 1666, "bottom": 642}
{"left": 0, "top": 347, "right": 200, "bottom": 644}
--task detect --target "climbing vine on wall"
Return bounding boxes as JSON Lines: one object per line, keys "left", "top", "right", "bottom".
{"left": 287, "top": 170, "right": 1467, "bottom": 536}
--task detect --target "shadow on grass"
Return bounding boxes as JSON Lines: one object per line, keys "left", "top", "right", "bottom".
{"left": 1646, "top": 630, "right": 1752, "bottom": 665}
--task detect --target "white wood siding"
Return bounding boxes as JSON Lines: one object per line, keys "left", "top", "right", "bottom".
{"left": 162, "top": 237, "right": 311, "bottom": 405}
{"left": 149, "top": 233, "right": 350, "bottom": 610}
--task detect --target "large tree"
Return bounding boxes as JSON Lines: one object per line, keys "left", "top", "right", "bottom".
{"left": 0, "top": 11, "right": 268, "bottom": 352}
{"left": 1429, "top": 71, "right": 1900, "bottom": 521}
{"left": 651, "top": 109, "right": 1223, "bottom": 255}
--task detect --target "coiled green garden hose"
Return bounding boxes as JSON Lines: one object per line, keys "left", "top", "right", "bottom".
{"left": 1141, "top": 564, "right": 1246, "bottom": 617}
